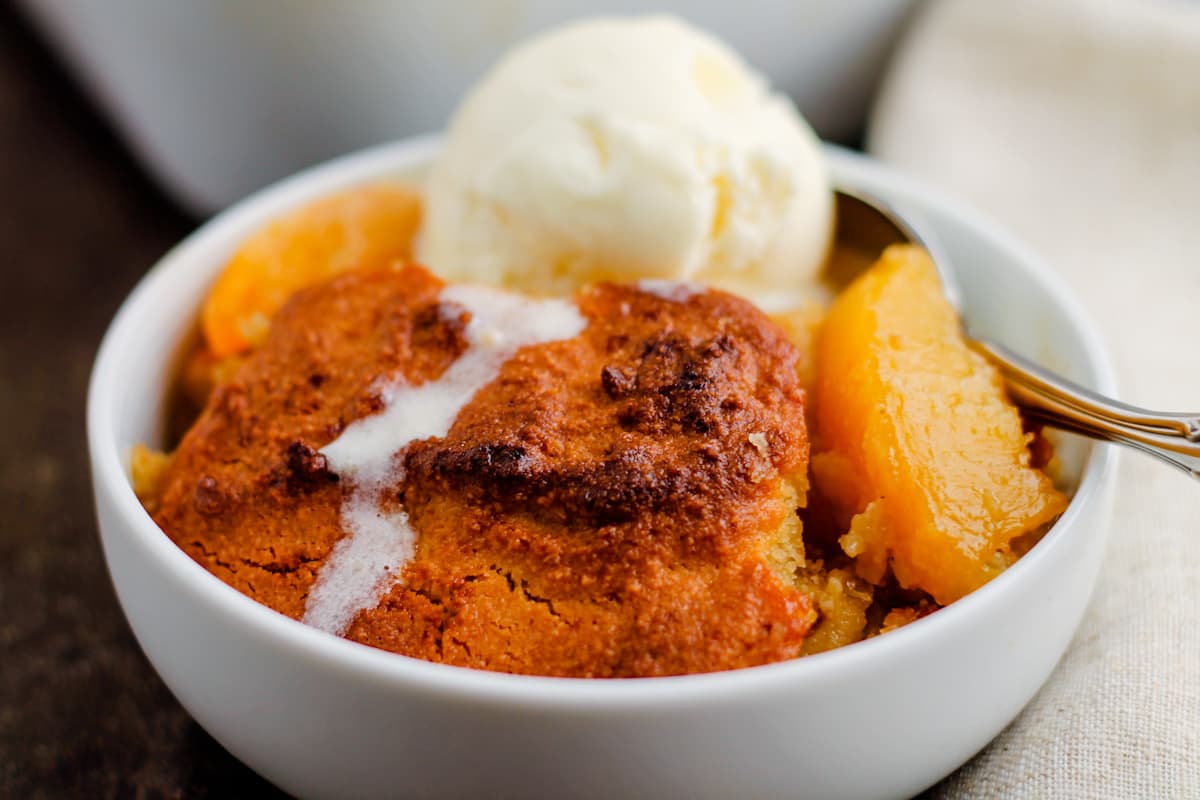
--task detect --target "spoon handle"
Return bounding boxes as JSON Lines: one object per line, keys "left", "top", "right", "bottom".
{"left": 972, "top": 339, "right": 1200, "bottom": 479}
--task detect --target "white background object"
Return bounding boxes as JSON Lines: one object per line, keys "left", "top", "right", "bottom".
{"left": 20, "top": 0, "right": 916, "bottom": 213}
{"left": 89, "top": 137, "right": 1117, "bottom": 799}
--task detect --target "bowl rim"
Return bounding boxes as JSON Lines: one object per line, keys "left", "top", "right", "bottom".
{"left": 87, "top": 135, "right": 1117, "bottom": 710}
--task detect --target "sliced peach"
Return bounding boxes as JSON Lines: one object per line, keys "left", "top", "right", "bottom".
{"left": 201, "top": 184, "right": 422, "bottom": 356}
{"left": 813, "top": 245, "right": 1066, "bottom": 604}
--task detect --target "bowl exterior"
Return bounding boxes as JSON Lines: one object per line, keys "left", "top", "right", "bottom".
{"left": 88, "top": 140, "right": 1116, "bottom": 800}
{"left": 93, "top": 467, "right": 1113, "bottom": 800}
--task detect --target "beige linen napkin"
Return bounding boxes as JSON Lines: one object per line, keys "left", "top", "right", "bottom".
{"left": 868, "top": 0, "right": 1200, "bottom": 796}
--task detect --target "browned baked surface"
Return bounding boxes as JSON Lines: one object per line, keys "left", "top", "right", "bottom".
{"left": 147, "top": 263, "right": 815, "bottom": 677}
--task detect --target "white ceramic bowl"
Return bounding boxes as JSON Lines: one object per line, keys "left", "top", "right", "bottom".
{"left": 88, "top": 137, "right": 1117, "bottom": 800}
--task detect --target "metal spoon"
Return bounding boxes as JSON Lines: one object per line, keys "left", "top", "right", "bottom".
{"left": 833, "top": 186, "right": 1200, "bottom": 479}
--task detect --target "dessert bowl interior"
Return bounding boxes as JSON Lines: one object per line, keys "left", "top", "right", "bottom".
{"left": 88, "top": 137, "right": 1116, "bottom": 800}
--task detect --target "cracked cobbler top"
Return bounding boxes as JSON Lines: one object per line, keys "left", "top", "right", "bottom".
{"left": 144, "top": 263, "right": 816, "bottom": 677}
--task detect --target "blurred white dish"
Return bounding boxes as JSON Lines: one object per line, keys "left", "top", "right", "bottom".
{"left": 22, "top": 0, "right": 916, "bottom": 213}
{"left": 88, "top": 137, "right": 1116, "bottom": 800}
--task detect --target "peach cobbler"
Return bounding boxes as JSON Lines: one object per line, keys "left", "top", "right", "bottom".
{"left": 134, "top": 182, "right": 1065, "bottom": 678}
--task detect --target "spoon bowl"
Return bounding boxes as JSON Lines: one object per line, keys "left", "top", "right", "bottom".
{"left": 832, "top": 185, "right": 1200, "bottom": 479}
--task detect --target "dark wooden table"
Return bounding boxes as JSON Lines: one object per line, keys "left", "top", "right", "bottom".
{"left": 0, "top": 9, "right": 288, "bottom": 797}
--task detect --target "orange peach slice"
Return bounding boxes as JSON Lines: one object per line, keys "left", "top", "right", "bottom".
{"left": 813, "top": 245, "right": 1066, "bottom": 604}
{"left": 201, "top": 184, "right": 422, "bottom": 356}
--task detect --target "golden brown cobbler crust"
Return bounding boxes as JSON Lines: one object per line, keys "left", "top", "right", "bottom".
{"left": 147, "top": 263, "right": 815, "bottom": 677}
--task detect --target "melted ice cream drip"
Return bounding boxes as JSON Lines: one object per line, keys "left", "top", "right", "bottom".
{"left": 636, "top": 279, "right": 705, "bottom": 303}
{"left": 302, "top": 285, "right": 586, "bottom": 634}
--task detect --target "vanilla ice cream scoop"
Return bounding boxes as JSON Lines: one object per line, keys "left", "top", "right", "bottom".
{"left": 419, "top": 16, "right": 833, "bottom": 295}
